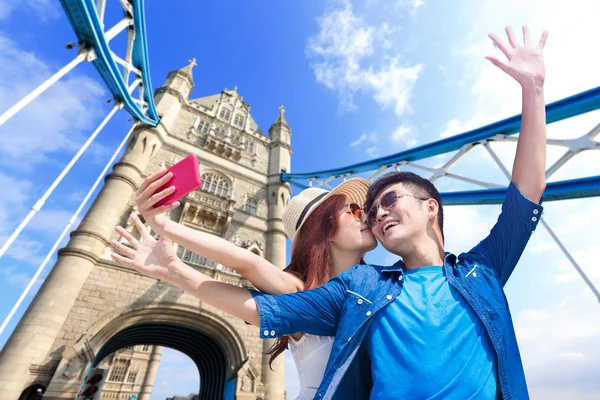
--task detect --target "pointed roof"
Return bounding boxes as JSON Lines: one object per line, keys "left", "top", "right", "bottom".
{"left": 190, "top": 87, "right": 265, "bottom": 136}
{"left": 178, "top": 57, "right": 197, "bottom": 77}
{"left": 271, "top": 105, "right": 290, "bottom": 130}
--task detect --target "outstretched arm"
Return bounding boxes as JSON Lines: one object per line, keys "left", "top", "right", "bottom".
{"left": 133, "top": 170, "right": 303, "bottom": 295}
{"left": 111, "top": 214, "right": 344, "bottom": 336}
{"left": 465, "top": 27, "right": 548, "bottom": 285}
{"left": 487, "top": 26, "right": 548, "bottom": 202}
{"left": 111, "top": 213, "right": 261, "bottom": 325}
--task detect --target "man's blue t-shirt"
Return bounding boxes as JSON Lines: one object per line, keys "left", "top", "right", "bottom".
{"left": 365, "top": 266, "right": 499, "bottom": 399}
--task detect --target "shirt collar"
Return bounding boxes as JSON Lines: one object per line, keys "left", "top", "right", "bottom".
{"left": 381, "top": 252, "right": 457, "bottom": 276}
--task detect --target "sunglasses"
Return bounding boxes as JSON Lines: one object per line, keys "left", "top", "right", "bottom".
{"left": 366, "top": 191, "right": 428, "bottom": 228}
{"left": 343, "top": 203, "right": 365, "bottom": 222}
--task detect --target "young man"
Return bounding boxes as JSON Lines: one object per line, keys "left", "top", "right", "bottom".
{"left": 250, "top": 26, "right": 548, "bottom": 399}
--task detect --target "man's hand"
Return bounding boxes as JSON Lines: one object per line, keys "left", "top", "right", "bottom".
{"left": 487, "top": 26, "right": 548, "bottom": 202}
{"left": 135, "top": 169, "right": 180, "bottom": 235}
{"left": 111, "top": 213, "right": 181, "bottom": 283}
{"left": 487, "top": 26, "right": 548, "bottom": 90}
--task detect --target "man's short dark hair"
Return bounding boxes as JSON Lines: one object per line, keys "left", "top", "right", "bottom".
{"left": 366, "top": 171, "right": 444, "bottom": 241}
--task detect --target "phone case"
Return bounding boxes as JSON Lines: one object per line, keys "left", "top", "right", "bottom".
{"left": 152, "top": 154, "right": 201, "bottom": 208}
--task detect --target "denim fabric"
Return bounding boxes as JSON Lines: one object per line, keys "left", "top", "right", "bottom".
{"left": 251, "top": 182, "right": 542, "bottom": 400}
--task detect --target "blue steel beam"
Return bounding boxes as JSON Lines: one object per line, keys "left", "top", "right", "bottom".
{"left": 60, "top": 0, "right": 159, "bottom": 126}
{"left": 131, "top": 0, "right": 158, "bottom": 122}
{"left": 441, "top": 175, "right": 600, "bottom": 206}
{"left": 284, "top": 176, "right": 600, "bottom": 205}
{"left": 282, "top": 86, "right": 600, "bottom": 182}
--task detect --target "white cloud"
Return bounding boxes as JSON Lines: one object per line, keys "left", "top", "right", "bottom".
{"left": 366, "top": 146, "right": 379, "bottom": 158}
{"left": 442, "top": 204, "right": 500, "bottom": 254}
{"left": 151, "top": 348, "right": 199, "bottom": 400}
{"left": 28, "top": 209, "right": 77, "bottom": 237}
{"left": 389, "top": 123, "right": 417, "bottom": 148}
{"left": 0, "top": 0, "right": 60, "bottom": 20}
{"left": 395, "top": 0, "right": 425, "bottom": 18}
{"left": 350, "top": 132, "right": 380, "bottom": 158}
{"left": 514, "top": 289, "right": 600, "bottom": 400}
{"left": 0, "top": 35, "right": 107, "bottom": 165}
{"left": 350, "top": 132, "right": 377, "bottom": 147}
{"left": 3, "top": 238, "right": 44, "bottom": 263}
{"left": 307, "top": 1, "right": 422, "bottom": 116}
{"left": 440, "top": 112, "right": 492, "bottom": 140}
{"left": 0, "top": 265, "right": 33, "bottom": 287}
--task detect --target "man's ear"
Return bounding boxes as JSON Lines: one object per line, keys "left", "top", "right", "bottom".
{"left": 426, "top": 199, "right": 439, "bottom": 221}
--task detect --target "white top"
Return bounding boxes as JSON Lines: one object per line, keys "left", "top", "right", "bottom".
{"left": 288, "top": 333, "right": 335, "bottom": 400}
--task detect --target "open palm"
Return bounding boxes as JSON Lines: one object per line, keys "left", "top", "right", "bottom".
{"left": 487, "top": 26, "right": 548, "bottom": 87}
{"left": 111, "top": 213, "right": 179, "bottom": 281}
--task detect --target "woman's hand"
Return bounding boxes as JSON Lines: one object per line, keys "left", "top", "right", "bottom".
{"left": 111, "top": 213, "right": 181, "bottom": 282}
{"left": 135, "top": 169, "right": 181, "bottom": 235}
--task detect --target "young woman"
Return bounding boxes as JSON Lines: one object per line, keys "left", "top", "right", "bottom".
{"left": 111, "top": 171, "right": 377, "bottom": 400}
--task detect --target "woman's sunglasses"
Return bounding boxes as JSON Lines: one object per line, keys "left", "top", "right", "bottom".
{"left": 343, "top": 203, "right": 364, "bottom": 222}
{"left": 366, "top": 191, "right": 428, "bottom": 228}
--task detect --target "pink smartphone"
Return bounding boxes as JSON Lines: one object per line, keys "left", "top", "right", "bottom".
{"left": 152, "top": 154, "right": 201, "bottom": 208}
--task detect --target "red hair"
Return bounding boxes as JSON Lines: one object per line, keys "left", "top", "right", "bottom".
{"left": 267, "top": 195, "right": 358, "bottom": 367}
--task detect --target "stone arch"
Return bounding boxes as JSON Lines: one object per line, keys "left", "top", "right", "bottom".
{"left": 18, "top": 383, "right": 45, "bottom": 400}
{"left": 64, "top": 304, "right": 247, "bottom": 400}
{"left": 85, "top": 303, "right": 247, "bottom": 375}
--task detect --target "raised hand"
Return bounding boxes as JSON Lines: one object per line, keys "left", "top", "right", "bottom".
{"left": 111, "top": 213, "right": 181, "bottom": 282}
{"left": 487, "top": 26, "right": 548, "bottom": 88}
{"left": 135, "top": 169, "right": 180, "bottom": 234}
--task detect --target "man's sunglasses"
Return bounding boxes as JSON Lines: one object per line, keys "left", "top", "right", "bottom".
{"left": 344, "top": 203, "right": 365, "bottom": 222}
{"left": 366, "top": 191, "right": 428, "bottom": 228}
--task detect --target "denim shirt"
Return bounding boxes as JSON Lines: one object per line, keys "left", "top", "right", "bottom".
{"left": 251, "top": 182, "right": 542, "bottom": 400}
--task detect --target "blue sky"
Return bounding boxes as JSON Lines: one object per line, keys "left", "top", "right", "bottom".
{"left": 1, "top": 0, "right": 599, "bottom": 399}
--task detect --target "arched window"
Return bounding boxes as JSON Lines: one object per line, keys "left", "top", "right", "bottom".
{"left": 198, "top": 120, "right": 210, "bottom": 133}
{"left": 244, "top": 198, "right": 258, "bottom": 215}
{"left": 201, "top": 172, "right": 231, "bottom": 198}
{"left": 233, "top": 114, "right": 245, "bottom": 127}
{"left": 219, "top": 108, "right": 231, "bottom": 121}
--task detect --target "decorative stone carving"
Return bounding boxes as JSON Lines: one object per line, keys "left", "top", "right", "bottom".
{"left": 62, "top": 357, "right": 83, "bottom": 379}
{"left": 204, "top": 135, "right": 243, "bottom": 161}
{"left": 241, "top": 374, "right": 252, "bottom": 392}
{"left": 230, "top": 233, "right": 241, "bottom": 246}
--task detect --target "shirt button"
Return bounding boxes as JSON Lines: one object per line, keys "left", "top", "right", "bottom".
{"left": 386, "top": 295, "right": 393, "bottom": 300}
{"left": 533, "top": 209, "right": 539, "bottom": 215}
{"left": 399, "top": 275, "right": 403, "bottom": 281}
{"left": 532, "top": 216, "right": 538, "bottom": 222}
{"left": 357, "top": 299, "right": 363, "bottom": 304}
{"left": 263, "top": 330, "right": 269, "bottom": 336}
{"left": 366, "top": 311, "right": 372, "bottom": 316}
{"left": 270, "top": 330, "right": 276, "bottom": 336}
{"left": 473, "top": 272, "right": 478, "bottom": 278}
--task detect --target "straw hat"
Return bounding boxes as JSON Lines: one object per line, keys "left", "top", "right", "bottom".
{"left": 282, "top": 178, "right": 370, "bottom": 244}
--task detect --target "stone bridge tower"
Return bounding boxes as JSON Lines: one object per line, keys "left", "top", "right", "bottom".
{"left": 0, "top": 59, "right": 291, "bottom": 400}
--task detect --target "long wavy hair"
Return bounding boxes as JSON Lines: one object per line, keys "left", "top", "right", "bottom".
{"left": 267, "top": 194, "right": 364, "bottom": 367}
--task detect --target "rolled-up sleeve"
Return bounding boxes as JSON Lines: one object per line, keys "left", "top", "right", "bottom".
{"left": 250, "top": 274, "right": 348, "bottom": 339}
{"left": 466, "top": 181, "right": 544, "bottom": 286}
